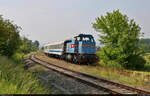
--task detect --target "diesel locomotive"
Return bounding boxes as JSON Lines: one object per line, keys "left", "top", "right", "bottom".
{"left": 43, "top": 34, "right": 98, "bottom": 63}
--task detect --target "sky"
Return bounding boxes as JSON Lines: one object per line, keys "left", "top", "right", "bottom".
{"left": 0, "top": 0, "right": 150, "bottom": 46}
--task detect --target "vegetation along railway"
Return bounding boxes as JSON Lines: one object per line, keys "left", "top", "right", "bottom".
{"left": 29, "top": 54, "right": 150, "bottom": 94}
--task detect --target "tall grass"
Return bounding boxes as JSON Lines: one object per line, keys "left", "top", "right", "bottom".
{"left": 0, "top": 56, "right": 50, "bottom": 94}
{"left": 11, "top": 51, "right": 37, "bottom": 63}
{"left": 11, "top": 52, "right": 23, "bottom": 63}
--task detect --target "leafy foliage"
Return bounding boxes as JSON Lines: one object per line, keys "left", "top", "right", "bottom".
{"left": 93, "top": 10, "right": 145, "bottom": 69}
{"left": 20, "top": 37, "right": 39, "bottom": 54}
{"left": 0, "top": 14, "right": 47, "bottom": 94}
{"left": 0, "top": 15, "right": 21, "bottom": 57}
{"left": 139, "top": 38, "right": 150, "bottom": 53}
{"left": 0, "top": 14, "right": 39, "bottom": 57}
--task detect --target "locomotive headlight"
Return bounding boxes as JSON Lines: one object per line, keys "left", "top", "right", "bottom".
{"left": 71, "top": 44, "right": 75, "bottom": 48}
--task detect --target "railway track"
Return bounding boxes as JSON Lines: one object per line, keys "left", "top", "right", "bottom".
{"left": 30, "top": 54, "right": 150, "bottom": 94}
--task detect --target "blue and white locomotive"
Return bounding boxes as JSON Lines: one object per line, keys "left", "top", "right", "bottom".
{"left": 43, "top": 34, "right": 98, "bottom": 63}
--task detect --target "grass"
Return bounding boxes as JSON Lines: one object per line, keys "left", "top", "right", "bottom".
{"left": 79, "top": 65, "right": 149, "bottom": 86}
{"left": 11, "top": 51, "right": 38, "bottom": 63}
{"left": 0, "top": 55, "right": 50, "bottom": 94}
{"left": 93, "top": 52, "right": 150, "bottom": 89}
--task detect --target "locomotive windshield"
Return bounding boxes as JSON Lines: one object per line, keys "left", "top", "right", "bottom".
{"left": 82, "top": 36, "right": 94, "bottom": 42}
{"left": 74, "top": 36, "right": 95, "bottom": 42}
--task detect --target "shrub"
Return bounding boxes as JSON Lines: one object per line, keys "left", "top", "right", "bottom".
{"left": 146, "top": 54, "right": 150, "bottom": 64}
{"left": 11, "top": 52, "right": 24, "bottom": 63}
{"left": 127, "top": 55, "right": 146, "bottom": 69}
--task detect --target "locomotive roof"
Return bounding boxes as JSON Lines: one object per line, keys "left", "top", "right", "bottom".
{"left": 76, "top": 34, "right": 93, "bottom": 38}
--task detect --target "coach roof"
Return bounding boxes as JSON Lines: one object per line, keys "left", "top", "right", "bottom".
{"left": 44, "top": 40, "right": 64, "bottom": 47}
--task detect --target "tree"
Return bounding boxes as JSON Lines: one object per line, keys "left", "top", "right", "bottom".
{"left": 34, "top": 40, "right": 39, "bottom": 48}
{"left": 0, "top": 15, "right": 21, "bottom": 57}
{"left": 139, "top": 38, "right": 150, "bottom": 53}
{"left": 20, "top": 37, "right": 39, "bottom": 54}
{"left": 32, "top": 40, "right": 39, "bottom": 51}
{"left": 93, "top": 10, "right": 145, "bottom": 69}
{"left": 21, "top": 37, "right": 32, "bottom": 54}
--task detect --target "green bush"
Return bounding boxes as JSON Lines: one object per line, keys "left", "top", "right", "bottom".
{"left": 0, "top": 56, "right": 49, "bottom": 94}
{"left": 127, "top": 55, "right": 146, "bottom": 69}
{"left": 99, "top": 60, "right": 123, "bottom": 69}
{"left": 97, "top": 51, "right": 146, "bottom": 70}
{"left": 142, "top": 54, "right": 150, "bottom": 71}
{"left": 11, "top": 52, "right": 23, "bottom": 63}
{"left": 146, "top": 54, "right": 150, "bottom": 64}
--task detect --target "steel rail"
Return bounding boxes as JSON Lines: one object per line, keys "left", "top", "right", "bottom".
{"left": 30, "top": 54, "right": 150, "bottom": 94}
{"left": 30, "top": 55, "right": 119, "bottom": 94}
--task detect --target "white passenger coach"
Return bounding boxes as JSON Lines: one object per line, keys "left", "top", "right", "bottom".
{"left": 43, "top": 40, "right": 64, "bottom": 55}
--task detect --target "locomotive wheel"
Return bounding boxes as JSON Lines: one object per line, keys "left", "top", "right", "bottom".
{"left": 73, "top": 55, "right": 78, "bottom": 64}
{"left": 67, "top": 54, "right": 72, "bottom": 61}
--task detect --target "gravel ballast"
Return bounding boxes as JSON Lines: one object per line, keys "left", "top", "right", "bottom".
{"left": 24, "top": 59, "right": 108, "bottom": 94}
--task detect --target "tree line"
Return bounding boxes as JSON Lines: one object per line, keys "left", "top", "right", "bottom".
{"left": 0, "top": 15, "right": 39, "bottom": 58}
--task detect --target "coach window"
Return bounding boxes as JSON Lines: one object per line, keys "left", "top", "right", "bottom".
{"left": 53, "top": 45, "right": 55, "bottom": 49}
{"left": 55, "top": 45, "right": 57, "bottom": 49}
{"left": 56, "top": 45, "right": 59, "bottom": 49}
{"left": 58, "top": 44, "right": 63, "bottom": 49}
{"left": 61, "top": 43, "right": 63, "bottom": 48}
{"left": 53, "top": 45, "right": 56, "bottom": 49}
{"left": 48, "top": 46, "right": 50, "bottom": 49}
{"left": 51, "top": 45, "right": 53, "bottom": 49}
{"left": 57, "top": 45, "right": 59, "bottom": 49}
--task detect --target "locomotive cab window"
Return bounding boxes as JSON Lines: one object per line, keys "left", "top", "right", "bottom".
{"left": 82, "top": 37, "right": 90, "bottom": 41}
{"left": 82, "top": 36, "right": 94, "bottom": 42}
{"left": 75, "top": 36, "right": 94, "bottom": 42}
